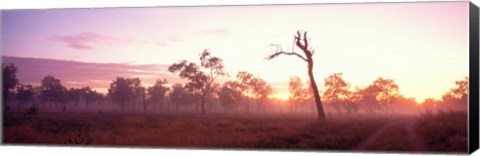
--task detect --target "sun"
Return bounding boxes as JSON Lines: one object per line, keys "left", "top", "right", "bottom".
{"left": 270, "top": 92, "right": 290, "bottom": 101}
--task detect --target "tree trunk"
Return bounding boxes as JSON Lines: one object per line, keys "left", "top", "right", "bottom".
{"left": 307, "top": 61, "right": 326, "bottom": 119}
{"left": 195, "top": 100, "right": 198, "bottom": 113}
{"left": 200, "top": 95, "right": 206, "bottom": 114}
{"left": 257, "top": 101, "right": 260, "bottom": 113}
{"left": 143, "top": 90, "right": 146, "bottom": 113}
{"left": 200, "top": 82, "right": 214, "bottom": 115}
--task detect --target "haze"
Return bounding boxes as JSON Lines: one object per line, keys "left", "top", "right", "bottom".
{"left": 1, "top": 2, "right": 469, "bottom": 102}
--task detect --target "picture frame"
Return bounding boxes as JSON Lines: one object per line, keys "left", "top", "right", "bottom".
{"left": 1, "top": 0, "right": 479, "bottom": 155}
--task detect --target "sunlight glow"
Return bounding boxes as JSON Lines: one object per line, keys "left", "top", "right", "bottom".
{"left": 1, "top": 2, "right": 469, "bottom": 103}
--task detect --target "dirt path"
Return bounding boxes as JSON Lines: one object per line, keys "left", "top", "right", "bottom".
{"left": 353, "top": 119, "right": 429, "bottom": 152}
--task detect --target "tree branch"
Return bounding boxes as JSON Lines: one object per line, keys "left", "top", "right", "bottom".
{"left": 266, "top": 51, "right": 307, "bottom": 62}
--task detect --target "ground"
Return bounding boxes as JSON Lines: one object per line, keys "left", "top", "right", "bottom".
{"left": 2, "top": 111, "right": 468, "bottom": 154}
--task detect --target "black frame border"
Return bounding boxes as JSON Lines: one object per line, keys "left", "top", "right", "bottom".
{"left": 469, "top": 1, "right": 479, "bottom": 154}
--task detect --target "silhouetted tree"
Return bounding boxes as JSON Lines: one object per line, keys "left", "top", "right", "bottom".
{"left": 219, "top": 81, "right": 243, "bottom": 112}
{"left": 93, "top": 91, "right": 104, "bottom": 109}
{"left": 67, "top": 88, "right": 84, "bottom": 107}
{"left": 372, "top": 77, "right": 399, "bottom": 113}
{"left": 323, "top": 73, "right": 351, "bottom": 114}
{"left": 422, "top": 98, "right": 440, "bottom": 111}
{"left": 236, "top": 71, "right": 255, "bottom": 113}
{"left": 251, "top": 78, "right": 273, "bottom": 113}
{"left": 343, "top": 89, "right": 361, "bottom": 114}
{"left": 83, "top": 87, "right": 103, "bottom": 109}
{"left": 169, "top": 83, "right": 195, "bottom": 112}
{"left": 288, "top": 76, "right": 304, "bottom": 112}
{"left": 392, "top": 95, "right": 418, "bottom": 113}
{"left": 267, "top": 31, "right": 326, "bottom": 119}
{"left": 129, "top": 78, "right": 143, "bottom": 111}
{"left": 140, "top": 86, "right": 147, "bottom": 112}
{"left": 108, "top": 77, "right": 132, "bottom": 111}
{"left": 231, "top": 71, "right": 273, "bottom": 113}
{"left": 440, "top": 77, "right": 468, "bottom": 110}
{"left": 169, "top": 50, "right": 227, "bottom": 114}
{"left": 205, "top": 83, "right": 220, "bottom": 112}
{"left": 148, "top": 79, "right": 169, "bottom": 111}
{"left": 39, "top": 75, "right": 67, "bottom": 111}
{"left": 288, "top": 76, "right": 313, "bottom": 113}
{"left": 357, "top": 85, "right": 381, "bottom": 114}
{"left": 15, "top": 83, "right": 35, "bottom": 108}
{"left": 2, "top": 63, "right": 19, "bottom": 110}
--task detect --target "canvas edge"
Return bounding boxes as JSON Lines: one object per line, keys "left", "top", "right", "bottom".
{"left": 0, "top": 1, "right": 476, "bottom": 155}
{"left": 469, "top": 1, "right": 480, "bottom": 154}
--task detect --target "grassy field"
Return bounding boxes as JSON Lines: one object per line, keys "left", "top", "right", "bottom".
{"left": 2, "top": 111, "right": 468, "bottom": 153}
{"left": 4, "top": 112, "right": 389, "bottom": 150}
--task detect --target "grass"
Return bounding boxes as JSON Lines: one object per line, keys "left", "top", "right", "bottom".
{"left": 415, "top": 110, "right": 468, "bottom": 152}
{"left": 3, "top": 112, "right": 389, "bottom": 150}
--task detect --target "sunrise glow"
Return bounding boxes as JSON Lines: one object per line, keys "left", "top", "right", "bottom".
{"left": 1, "top": 2, "right": 469, "bottom": 102}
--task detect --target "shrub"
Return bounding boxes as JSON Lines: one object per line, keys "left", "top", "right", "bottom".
{"left": 416, "top": 110, "right": 467, "bottom": 152}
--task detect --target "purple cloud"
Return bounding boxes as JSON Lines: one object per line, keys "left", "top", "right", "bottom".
{"left": 47, "top": 32, "right": 123, "bottom": 50}
{"left": 2, "top": 56, "right": 185, "bottom": 91}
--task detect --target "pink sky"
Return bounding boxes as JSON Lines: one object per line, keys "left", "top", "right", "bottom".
{"left": 1, "top": 2, "right": 470, "bottom": 101}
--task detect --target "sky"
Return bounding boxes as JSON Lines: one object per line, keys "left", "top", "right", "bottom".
{"left": 1, "top": 2, "right": 470, "bottom": 102}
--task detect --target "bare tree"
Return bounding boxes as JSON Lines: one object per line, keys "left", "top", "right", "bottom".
{"left": 267, "top": 31, "right": 326, "bottom": 119}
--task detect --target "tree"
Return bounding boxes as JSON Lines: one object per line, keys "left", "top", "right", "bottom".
{"left": 236, "top": 71, "right": 255, "bottom": 113}
{"left": 343, "top": 89, "right": 361, "bottom": 114}
{"left": 219, "top": 81, "right": 243, "bottom": 112}
{"left": 3, "top": 63, "right": 19, "bottom": 110}
{"left": 372, "top": 77, "right": 399, "bottom": 113}
{"left": 357, "top": 85, "right": 381, "bottom": 114}
{"left": 391, "top": 95, "right": 418, "bottom": 113}
{"left": 129, "top": 77, "right": 143, "bottom": 111}
{"left": 84, "top": 87, "right": 103, "bottom": 110}
{"left": 15, "top": 83, "right": 35, "bottom": 108}
{"left": 148, "top": 79, "right": 169, "bottom": 111}
{"left": 441, "top": 77, "right": 468, "bottom": 110}
{"left": 422, "top": 98, "right": 440, "bottom": 111}
{"left": 230, "top": 71, "right": 273, "bottom": 113}
{"left": 108, "top": 77, "right": 133, "bottom": 111}
{"left": 323, "top": 73, "right": 351, "bottom": 114}
{"left": 67, "top": 88, "right": 84, "bottom": 108}
{"left": 451, "top": 77, "right": 468, "bottom": 99}
{"left": 168, "top": 49, "right": 227, "bottom": 114}
{"left": 205, "top": 83, "right": 221, "bottom": 112}
{"left": 39, "top": 75, "right": 67, "bottom": 111}
{"left": 169, "top": 83, "right": 195, "bottom": 112}
{"left": 251, "top": 77, "right": 273, "bottom": 113}
{"left": 267, "top": 31, "right": 326, "bottom": 119}
{"left": 288, "top": 76, "right": 305, "bottom": 112}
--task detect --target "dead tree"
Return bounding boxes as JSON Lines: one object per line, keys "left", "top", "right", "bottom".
{"left": 266, "top": 31, "right": 326, "bottom": 119}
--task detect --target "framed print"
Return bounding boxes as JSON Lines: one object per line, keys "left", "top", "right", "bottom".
{"left": 1, "top": 1, "right": 479, "bottom": 155}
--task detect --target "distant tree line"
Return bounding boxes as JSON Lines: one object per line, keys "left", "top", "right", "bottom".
{"left": 287, "top": 73, "right": 468, "bottom": 115}
{"left": 1, "top": 50, "right": 274, "bottom": 115}
{"left": 2, "top": 49, "right": 468, "bottom": 115}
